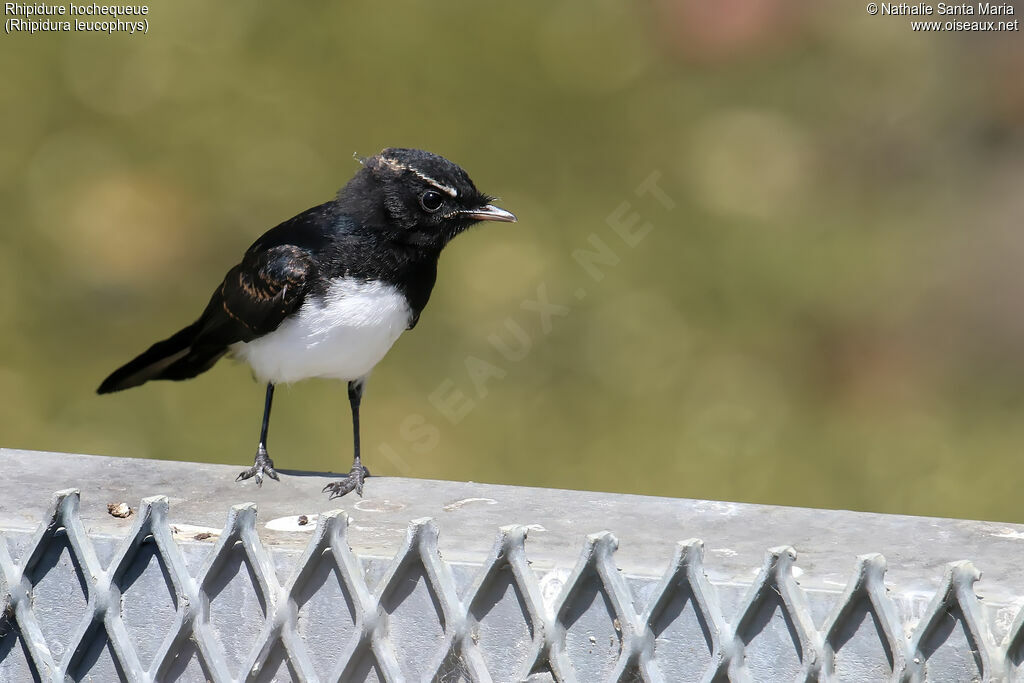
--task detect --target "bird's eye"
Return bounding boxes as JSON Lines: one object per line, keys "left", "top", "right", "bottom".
{"left": 419, "top": 190, "right": 444, "bottom": 213}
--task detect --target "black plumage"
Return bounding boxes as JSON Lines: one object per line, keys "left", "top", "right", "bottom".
{"left": 98, "top": 148, "right": 516, "bottom": 497}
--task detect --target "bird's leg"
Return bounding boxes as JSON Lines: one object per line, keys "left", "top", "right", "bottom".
{"left": 323, "top": 379, "right": 371, "bottom": 499}
{"left": 236, "top": 383, "right": 280, "bottom": 487}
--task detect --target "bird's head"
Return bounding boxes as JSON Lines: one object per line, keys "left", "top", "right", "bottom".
{"left": 338, "top": 148, "right": 516, "bottom": 250}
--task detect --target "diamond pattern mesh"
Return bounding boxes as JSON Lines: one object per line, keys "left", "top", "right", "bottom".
{"left": 0, "top": 489, "right": 1017, "bottom": 681}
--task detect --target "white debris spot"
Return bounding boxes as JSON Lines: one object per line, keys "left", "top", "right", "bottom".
{"left": 693, "top": 500, "right": 740, "bottom": 516}
{"left": 107, "top": 502, "right": 132, "bottom": 518}
{"left": 266, "top": 515, "right": 319, "bottom": 532}
{"left": 995, "top": 602, "right": 1024, "bottom": 641}
{"left": 442, "top": 497, "right": 498, "bottom": 511}
{"left": 990, "top": 527, "right": 1024, "bottom": 540}
{"left": 170, "top": 524, "right": 222, "bottom": 541}
{"left": 540, "top": 568, "right": 572, "bottom": 610}
{"left": 524, "top": 524, "right": 547, "bottom": 532}
{"left": 710, "top": 547, "right": 738, "bottom": 557}
{"left": 791, "top": 565, "right": 804, "bottom": 579}
{"left": 354, "top": 499, "right": 407, "bottom": 513}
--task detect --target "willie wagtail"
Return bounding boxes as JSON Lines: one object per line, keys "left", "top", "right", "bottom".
{"left": 98, "top": 148, "right": 516, "bottom": 498}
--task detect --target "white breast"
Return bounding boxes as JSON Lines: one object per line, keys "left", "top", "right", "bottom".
{"left": 230, "top": 279, "right": 412, "bottom": 384}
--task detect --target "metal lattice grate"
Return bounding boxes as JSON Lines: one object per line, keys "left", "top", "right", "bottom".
{"left": 0, "top": 488, "right": 1022, "bottom": 681}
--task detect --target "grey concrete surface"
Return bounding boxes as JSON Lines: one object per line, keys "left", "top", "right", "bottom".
{"left": 2, "top": 448, "right": 1023, "bottom": 681}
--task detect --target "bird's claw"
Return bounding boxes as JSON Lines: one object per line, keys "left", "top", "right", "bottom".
{"left": 322, "top": 464, "right": 371, "bottom": 499}
{"left": 236, "top": 449, "right": 279, "bottom": 487}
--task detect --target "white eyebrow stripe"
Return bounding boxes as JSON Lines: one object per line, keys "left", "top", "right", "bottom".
{"left": 412, "top": 169, "right": 458, "bottom": 197}
{"left": 379, "top": 156, "right": 458, "bottom": 197}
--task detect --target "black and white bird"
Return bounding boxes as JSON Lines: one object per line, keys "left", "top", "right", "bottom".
{"left": 98, "top": 148, "right": 516, "bottom": 498}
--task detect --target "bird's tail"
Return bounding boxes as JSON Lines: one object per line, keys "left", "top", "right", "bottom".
{"left": 97, "top": 321, "right": 226, "bottom": 394}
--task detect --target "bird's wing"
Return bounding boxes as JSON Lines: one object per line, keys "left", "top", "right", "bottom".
{"left": 202, "top": 244, "right": 317, "bottom": 344}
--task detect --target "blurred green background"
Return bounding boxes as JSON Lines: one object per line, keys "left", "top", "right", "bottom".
{"left": 2, "top": 1, "right": 1023, "bottom": 522}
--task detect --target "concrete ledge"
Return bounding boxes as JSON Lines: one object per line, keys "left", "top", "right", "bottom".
{"left": 1, "top": 448, "right": 1024, "bottom": 681}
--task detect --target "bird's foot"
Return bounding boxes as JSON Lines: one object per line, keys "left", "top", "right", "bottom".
{"left": 322, "top": 463, "right": 371, "bottom": 499}
{"left": 236, "top": 448, "right": 280, "bottom": 487}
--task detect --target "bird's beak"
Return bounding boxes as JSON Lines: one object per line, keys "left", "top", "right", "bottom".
{"left": 462, "top": 204, "right": 517, "bottom": 223}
